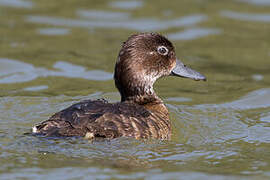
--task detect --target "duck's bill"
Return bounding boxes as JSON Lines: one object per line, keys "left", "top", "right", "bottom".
{"left": 171, "top": 59, "right": 206, "bottom": 81}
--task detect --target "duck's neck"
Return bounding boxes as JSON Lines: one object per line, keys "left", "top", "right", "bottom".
{"left": 114, "top": 70, "right": 168, "bottom": 114}
{"left": 124, "top": 92, "right": 161, "bottom": 105}
{"left": 125, "top": 92, "right": 168, "bottom": 115}
{"left": 117, "top": 81, "right": 169, "bottom": 115}
{"left": 117, "top": 78, "right": 159, "bottom": 104}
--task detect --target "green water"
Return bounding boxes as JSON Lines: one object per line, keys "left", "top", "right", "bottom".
{"left": 1, "top": 0, "right": 270, "bottom": 179}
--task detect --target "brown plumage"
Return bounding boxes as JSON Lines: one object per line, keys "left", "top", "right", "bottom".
{"left": 32, "top": 32, "right": 206, "bottom": 140}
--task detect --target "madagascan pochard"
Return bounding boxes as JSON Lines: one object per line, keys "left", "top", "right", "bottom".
{"left": 32, "top": 32, "right": 206, "bottom": 140}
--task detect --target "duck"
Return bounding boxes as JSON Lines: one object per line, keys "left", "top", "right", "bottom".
{"left": 32, "top": 32, "right": 206, "bottom": 140}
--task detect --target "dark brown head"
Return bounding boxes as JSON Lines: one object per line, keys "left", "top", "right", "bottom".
{"left": 114, "top": 32, "right": 206, "bottom": 103}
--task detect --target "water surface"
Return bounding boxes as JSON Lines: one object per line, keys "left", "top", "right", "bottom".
{"left": 0, "top": 0, "right": 270, "bottom": 179}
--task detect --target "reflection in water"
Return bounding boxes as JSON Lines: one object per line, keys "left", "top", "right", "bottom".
{"left": 26, "top": 14, "right": 207, "bottom": 31}
{"left": 252, "top": 74, "right": 264, "bottom": 81}
{"left": 221, "top": 11, "right": 270, "bottom": 22}
{"left": 167, "top": 28, "right": 221, "bottom": 40}
{"left": 0, "top": 58, "right": 112, "bottom": 84}
{"left": 2, "top": 0, "right": 270, "bottom": 178}
{"left": 77, "top": 10, "right": 130, "bottom": 20}
{"left": 0, "top": 0, "right": 33, "bottom": 8}
{"left": 172, "top": 88, "right": 270, "bottom": 145}
{"left": 237, "top": 0, "right": 270, "bottom": 6}
{"left": 24, "top": 85, "right": 48, "bottom": 91}
{"left": 0, "top": 167, "right": 255, "bottom": 180}
{"left": 1, "top": 89, "right": 270, "bottom": 178}
{"left": 109, "top": 0, "right": 143, "bottom": 9}
{"left": 166, "top": 97, "right": 192, "bottom": 102}
{"left": 0, "top": 58, "right": 38, "bottom": 83}
{"left": 38, "top": 28, "right": 70, "bottom": 36}
{"left": 261, "top": 113, "right": 270, "bottom": 122}
{"left": 220, "top": 88, "right": 270, "bottom": 110}
{"left": 188, "top": 88, "right": 270, "bottom": 111}
{"left": 10, "top": 42, "right": 25, "bottom": 48}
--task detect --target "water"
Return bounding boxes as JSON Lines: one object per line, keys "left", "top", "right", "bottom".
{"left": 0, "top": 0, "right": 270, "bottom": 179}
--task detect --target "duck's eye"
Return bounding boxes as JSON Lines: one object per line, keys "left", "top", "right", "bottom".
{"left": 157, "top": 46, "right": 169, "bottom": 56}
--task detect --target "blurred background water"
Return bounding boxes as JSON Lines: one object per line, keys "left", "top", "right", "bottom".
{"left": 0, "top": 0, "right": 270, "bottom": 179}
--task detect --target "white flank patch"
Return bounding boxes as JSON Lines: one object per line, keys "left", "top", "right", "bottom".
{"left": 85, "top": 132, "right": 94, "bottom": 139}
{"left": 32, "top": 126, "right": 37, "bottom": 133}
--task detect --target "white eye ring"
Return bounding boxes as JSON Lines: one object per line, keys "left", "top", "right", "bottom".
{"left": 157, "top": 46, "right": 169, "bottom": 56}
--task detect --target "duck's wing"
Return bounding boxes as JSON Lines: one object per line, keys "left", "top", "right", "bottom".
{"left": 32, "top": 99, "right": 155, "bottom": 139}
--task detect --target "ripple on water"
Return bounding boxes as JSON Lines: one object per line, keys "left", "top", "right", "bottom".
{"left": 77, "top": 10, "right": 130, "bottom": 20}
{"left": 109, "top": 0, "right": 143, "bottom": 10}
{"left": 166, "top": 97, "right": 192, "bottom": 102}
{"left": 260, "top": 113, "right": 270, "bottom": 123}
{"left": 0, "top": 0, "right": 33, "bottom": 8}
{"left": 172, "top": 88, "right": 270, "bottom": 145}
{"left": 23, "top": 85, "right": 49, "bottom": 91}
{"left": 220, "top": 88, "right": 270, "bottom": 110}
{"left": 37, "top": 28, "right": 70, "bottom": 36}
{"left": 25, "top": 14, "right": 208, "bottom": 31}
{"left": 1, "top": 90, "right": 270, "bottom": 178}
{"left": 167, "top": 28, "right": 221, "bottom": 41}
{"left": 237, "top": 0, "right": 270, "bottom": 6}
{"left": 0, "top": 168, "right": 257, "bottom": 180}
{"left": 0, "top": 58, "right": 112, "bottom": 84}
{"left": 221, "top": 10, "right": 270, "bottom": 22}
{"left": 252, "top": 74, "right": 264, "bottom": 81}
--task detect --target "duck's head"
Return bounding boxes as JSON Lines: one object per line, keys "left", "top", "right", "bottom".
{"left": 114, "top": 32, "right": 206, "bottom": 103}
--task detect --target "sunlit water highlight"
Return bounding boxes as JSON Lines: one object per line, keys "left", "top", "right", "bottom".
{"left": 77, "top": 10, "right": 130, "bottom": 20}
{"left": 37, "top": 28, "right": 70, "bottom": 36}
{"left": 168, "top": 28, "right": 221, "bottom": 40}
{"left": 26, "top": 14, "right": 208, "bottom": 31}
{"left": 0, "top": 0, "right": 33, "bottom": 8}
{"left": 221, "top": 11, "right": 270, "bottom": 22}
{"left": 109, "top": 0, "right": 143, "bottom": 10}
{"left": 1, "top": 88, "right": 270, "bottom": 179}
{"left": 237, "top": 0, "right": 270, "bottom": 6}
{"left": 0, "top": 58, "right": 112, "bottom": 84}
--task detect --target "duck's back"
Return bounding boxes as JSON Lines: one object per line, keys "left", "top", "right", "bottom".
{"left": 33, "top": 99, "right": 171, "bottom": 140}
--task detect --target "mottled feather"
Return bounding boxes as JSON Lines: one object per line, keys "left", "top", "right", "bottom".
{"left": 34, "top": 99, "right": 171, "bottom": 139}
